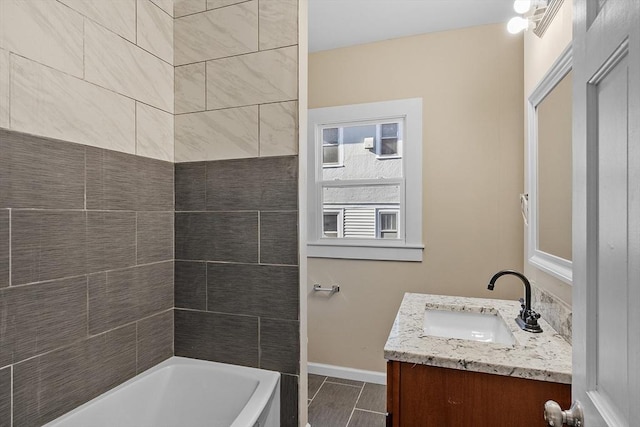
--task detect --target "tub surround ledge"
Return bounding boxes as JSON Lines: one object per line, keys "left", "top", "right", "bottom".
{"left": 384, "top": 293, "right": 572, "bottom": 384}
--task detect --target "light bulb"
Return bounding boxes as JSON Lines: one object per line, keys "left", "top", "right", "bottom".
{"left": 507, "top": 16, "right": 530, "bottom": 34}
{"left": 514, "top": 0, "right": 532, "bottom": 14}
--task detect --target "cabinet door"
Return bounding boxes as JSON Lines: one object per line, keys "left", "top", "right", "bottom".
{"left": 388, "top": 362, "right": 570, "bottom": 427}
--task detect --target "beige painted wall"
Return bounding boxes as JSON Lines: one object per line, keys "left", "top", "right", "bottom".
{"left": 0, "top": 0, "right": 174, "bottom": 161}
{"left": 308, "top": 24, "right": 525, "bottom": 373}
{"left": 524, "top": 0, "right": 573, "bottom": 305}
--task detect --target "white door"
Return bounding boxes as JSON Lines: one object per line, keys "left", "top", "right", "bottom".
{"left": 569, "top": 0, "right": 640, "bottom": 426}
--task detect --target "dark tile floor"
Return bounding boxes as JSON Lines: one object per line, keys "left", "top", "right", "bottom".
{"left": 308, "top": 374, "right": 386, "bottom": 427}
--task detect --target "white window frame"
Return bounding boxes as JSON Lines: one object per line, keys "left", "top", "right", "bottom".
{"left": 377, "top": 209, "right": 400, "bottom": 239}
{"left": 321, "top": 127, "right": 344, "bottom": 168}
{"left": 322, "top": 208, "right": 344, "bottom": 238}
{"left": 376, "top": 122, "right": 403, "bottom": 159}
{"left": 307, "top": 98, "right": 424, "bottom": 262}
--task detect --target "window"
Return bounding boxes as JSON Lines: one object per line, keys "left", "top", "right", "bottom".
{"left": 322, "top": 128, "right": 342, "bottom": 166}
{"left": 378, "top": 210, "right": 399, "bottom": 239}
{"left": 323, "top": 209, "right": 343, "bottom": 238}
{"left": 307, "top": 98, "right": 424, "bottom": 261}
{"left": 378, "top": 123, "right": 401, "bottom": 158}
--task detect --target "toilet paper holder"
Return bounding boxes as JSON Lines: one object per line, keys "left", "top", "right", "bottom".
{"left": 313, "top": 284, "right": 340, "bottom": 295}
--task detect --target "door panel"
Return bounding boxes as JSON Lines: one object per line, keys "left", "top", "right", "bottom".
{"left": 573, "top": 0, "right": 639, "bottom": 425}
{"left": 594, "top": 53, "right": 629, "bottom": 426}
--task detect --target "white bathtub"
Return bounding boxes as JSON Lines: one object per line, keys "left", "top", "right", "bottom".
{"left": 44, "top": 357, "right": 280, "bottom": 427}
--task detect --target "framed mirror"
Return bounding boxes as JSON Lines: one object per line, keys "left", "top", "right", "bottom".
{"left": 527, "top": 44, "right": 573, "bottom": 284}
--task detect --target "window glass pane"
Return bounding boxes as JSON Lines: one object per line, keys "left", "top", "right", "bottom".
{"left": 323, "top": 145, "right": 340, "bottom": 164}
{"left": 381, "top": 123, "right": 398, "bottom": 138}
{"left": 322, "top": 122, "right": 402, "bottom": 180}
{"left": 323, "top": 185, "right": 400, "bottom": 239}
{"left": 380, "top": 212, "right": 397, "bottom": 230}
{"left": 380, "top": 231, "right": 398, "bottom": 239}
{"left": 323, "top": 128, "right": 339, "bottom": 144}
{"left": 323, "top": 211, "right": 339, "bottom": 238}
{"left": 380, "top": 138, "right": 398, "bottom": 156}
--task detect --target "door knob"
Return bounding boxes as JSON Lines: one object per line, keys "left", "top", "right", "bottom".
{"left": 544, "top": 400, "right": 584, "bottom": 427}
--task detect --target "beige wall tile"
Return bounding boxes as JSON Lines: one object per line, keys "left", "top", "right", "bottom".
{"left": 0, "top": 0, "right": 83, "bottom": 78}
{"left": 10, "top": 56, "right": 135, "bottom": 153}
{"left": 259, "top": 101, "right": 298, "bottom": 157}
{"left": 207, "top": 0, "right": 245, "bottom": 10}
{"left": 59, "top": 0, "right": 136, "bottom": 42}
{"left": 175, "top": 63, "right": 206, "bottom": 113}
{"left": 174, "top": 0, "right": 206, "bottom": 17}
{"left": 85, "top": 21, "right": 174, "bottom": 113}
{"left": 0, "top": 48, "right": 9, "bottom": 129}
{"left": 259, "top": 0, "right": 298, "bottom": 50}
{"left": 150, "top": 0, "right": 174, "bottom": 16}
{"left": 174, "top": 1, "right": 258, "bottom": 66}
{"left": 137, "top": 0, "right": 173, "bottom": 64}
{"left": 136, "top": 103, "right": 174, "bottom": 161}
{"left": 175, "top": 106, "right": 258, "bottom": 162}
{"left": 206, "top": 46, "right": 297, "bottom": 109}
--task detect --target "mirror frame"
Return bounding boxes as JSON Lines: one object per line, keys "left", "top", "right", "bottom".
{"left": 527, "top": 43, "right": 573, "bottom": 284}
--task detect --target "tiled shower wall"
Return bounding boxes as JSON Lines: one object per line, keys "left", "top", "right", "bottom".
{"left": 0, "top": 0, "right": 174, "bottom": 161}
{"left": 0, "top": 129, "right": 175, "bottom": 426}
{"left": 173, "top": 0, "right": 300, "bottom": 425}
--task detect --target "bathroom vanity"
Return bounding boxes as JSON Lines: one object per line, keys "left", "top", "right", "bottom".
{"left": 384, "top": 293, "right": 572, "bottom": 426}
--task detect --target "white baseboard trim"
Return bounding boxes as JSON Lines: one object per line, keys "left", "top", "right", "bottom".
{"left": 307, "top": 362, "right": 386, "bottom": 385}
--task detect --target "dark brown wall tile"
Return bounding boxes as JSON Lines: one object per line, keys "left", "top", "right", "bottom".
{"left": 280, "top": 374, "right": 299, "bottom": 427}
{"left": 11, "top": 210, "right": 86, "bottom": 285}
{"left": 13, "top": 325, "right": 137, "bottom": 427}
{"left": 260, "top": 211, "right": 299, "bottom": 265}
{"left": 0, "top": 367, "right": 10, "bottom": 427}
{"left": 175, "top": 212, "right": 258, "bottom": 262}
{"left": 0, "top": 129, "right": 85, "bottom": 209}
{"left": 87, "top": 211, "right": 136, "bottom": 273}
{"left": 137, "top": 212, "right": 174, "bottom": 264}
{"left": 174, "top": 309, "right": 258, "bottom": 368}
{"left": 207, "top": 263, "right": 298, "bottom": 320}
{"left": 86, "top": 149, "right": 173, "bottom": 211}
{"left": 260, "top": 318, "right": 299, "bottom": 374}
{"left": 0, "top": 210, "right": 8, "bottom": 288}
{"left": 175, "top": 261, "right": 206, "bottom": 310}
{"left": 137, "top": 310, "right": 173, "bottom": 374}
{"left": 0, "top": 277, "right": 87, "bottom": 367}
{"left": 205, "top": 156, "right": 298, "bottom": 211}
{"left": 86, "top": 148, "right": 138, "bottom": 210}
{"left": 88, "top": 262, "right": 173, "bottom": 334}
{"left": 137, "top": 157, "right": 174, "bottom": 211}
{"left": 175, "top": 162, "right": 206, "bottom": 211}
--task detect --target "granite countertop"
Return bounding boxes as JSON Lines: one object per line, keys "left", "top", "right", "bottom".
{"left": 384, "top": 293, "right": 572, "bottom": 384}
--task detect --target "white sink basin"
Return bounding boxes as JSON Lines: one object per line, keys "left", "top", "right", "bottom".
{"left": 423, "top": 309, "right": 515, "bottom": 346}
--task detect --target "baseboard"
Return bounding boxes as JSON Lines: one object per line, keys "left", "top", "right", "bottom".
{"left": 307, "top": 362, "right": 386, "bottom": 385}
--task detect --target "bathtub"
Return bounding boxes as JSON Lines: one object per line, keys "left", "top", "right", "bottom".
{"left": 44, "top": 357, "right": 280, "bottom": 427}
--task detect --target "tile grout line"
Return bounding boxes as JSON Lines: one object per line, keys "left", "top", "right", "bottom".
{"left": 354, "top": 408, "right": 387, "bottom": 416}
{"left": 8, "top": 51, "right": 174, "bottom": 116}
{"left": 174, "top": 0, "right": 253, "bottom": 20}
{"left": 175, "top": 43, "right": 297, "bottom": 69}
{"left": 345, "top": 383, "right": 365, "bottom": 427}
{"left": 9, "top": 259, "right": 173, "bottom": 289}
{"left": 7, "top": 307, "right": 173, "bottom": 369}
{"left": 8, "top": 209, "right": 11, "bottom": 287}
{"left": 308, "top": 376, "right": 328, "bottom": 405}
{"left": 174, "top": 98, "right": 297, "bottom": 116}
{"left": 10, "top": 365, "right": 13, "bottom": 427}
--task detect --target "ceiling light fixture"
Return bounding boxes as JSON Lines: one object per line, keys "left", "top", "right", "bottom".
{"left": 507, "top": 16, "right": 534, "bottom": 34}
{"left": 508, "top": 0, "right": 548, "bottom": 35}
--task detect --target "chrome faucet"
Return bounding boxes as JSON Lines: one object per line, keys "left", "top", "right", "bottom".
{"left": 488, "top": 270, "right": 543, "bottom": 333}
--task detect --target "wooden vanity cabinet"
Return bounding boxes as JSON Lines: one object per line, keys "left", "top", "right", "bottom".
{"left": 386, "top": 361, "right": 571, "bottom": 427}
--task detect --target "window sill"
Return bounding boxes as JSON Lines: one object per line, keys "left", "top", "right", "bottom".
{"left": 307, "top": 241, "right": 424, "bottom": 262}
